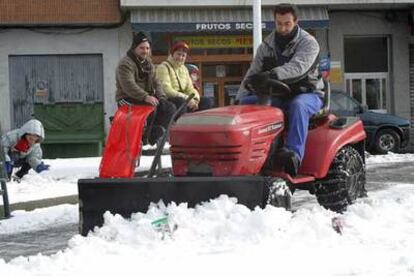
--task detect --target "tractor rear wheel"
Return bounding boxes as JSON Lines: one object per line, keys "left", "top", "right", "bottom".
{"left": 315, "top": 146, "right": 366, "bottom": 213}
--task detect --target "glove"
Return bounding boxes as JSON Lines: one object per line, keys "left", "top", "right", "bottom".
{"left": 35, "top": 162, "right": 50, "bottom": 173}
{"left": 248, "top": 71, "right": 272, "bottom": 94}
{"left": 5, "top": 161, "right": 13, "bottom": 176}
{"left": 251, "top": 71, "right": 276, "bottom": 86}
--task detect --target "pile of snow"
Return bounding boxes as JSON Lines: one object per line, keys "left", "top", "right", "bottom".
{"left": 1, "top": 185, "right": 414, "bottom": 275}
{"left": 1, "top": 152, "right": 414, "bottom": 275}
{"left": 5, "top": 155, "right": 172, "bottom": 204}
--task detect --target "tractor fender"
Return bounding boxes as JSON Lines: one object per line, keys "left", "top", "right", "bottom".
{"left": 300, "top": 116, "right": 366, "bottom": 179}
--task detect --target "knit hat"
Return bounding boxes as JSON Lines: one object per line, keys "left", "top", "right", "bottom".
{"left": 171, "top": 41, "right": 189, "bottom": 54}
{"left": 131, "top": 32, "right": 151, "bottom": 49}
{"left": 185, "top": 64, "right": 199, "bottom": 74}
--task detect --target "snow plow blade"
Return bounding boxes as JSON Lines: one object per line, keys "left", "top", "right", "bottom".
{"left": 78, "top": 176, "right": 269, "bottom": 236}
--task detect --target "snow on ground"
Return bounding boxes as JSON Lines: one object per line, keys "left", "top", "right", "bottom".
{"left": 0, "top": 204, "right": 77, "bottom": 235}
{"left": 366, "top": 152, "right": 414, "bottom": 166}
{"left": 5, "top": 155, "right": 172, "bottom": 204}
{"left": 6, "top": 151, "right": 414, "bottom": 204}
{"left": 0, "top": 153, "right": 414, "bottom": 275}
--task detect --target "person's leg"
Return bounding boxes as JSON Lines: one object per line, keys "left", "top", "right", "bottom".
{"left": 14, "top": 159, "right": 32, "bottom": 179}
{"left": 285, "top": 93, "right": 323, "bottom": 161}
{"left": 239, "top": 95, "right": 258, "bottom": 105}
{"left": 148, "top": 98, "right": 176, "bottom": 145}
{"left": 270, "top": 97, "right": 287, "bottom": 109}
{"left": 155, "top": 98, "right": 176, "bottom": 127}
{"left": 198, "top": 96, "right": 213, "bottom": 111}
{"left": 168, "top": 96, "right": 187, "bottom": 118}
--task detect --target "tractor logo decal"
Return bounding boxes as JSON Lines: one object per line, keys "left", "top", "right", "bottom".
{"left": 258, "top": 123, "right": 283, "bottom": 134}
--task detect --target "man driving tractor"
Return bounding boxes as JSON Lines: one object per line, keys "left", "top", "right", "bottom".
{"left": 236, "top": 3, "right": 324, "bottom": 177}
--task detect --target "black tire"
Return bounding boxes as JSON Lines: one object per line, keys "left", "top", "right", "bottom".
{"left": 315, "top": 146, "right": 366, "bottom": 213}
{"left": 373, "top": 128, "right": 400, "bottom": 154}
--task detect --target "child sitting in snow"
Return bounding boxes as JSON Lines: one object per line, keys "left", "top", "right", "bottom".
{"left": 2, "top": 119, "right": 50, "bottom": 181}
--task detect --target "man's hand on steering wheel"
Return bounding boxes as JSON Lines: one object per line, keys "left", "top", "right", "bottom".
{"left": 247, "top": 71, "right": 275, "bottom": 95}
{"left": 246, "top": 71, "right": 292, "bottom": 99}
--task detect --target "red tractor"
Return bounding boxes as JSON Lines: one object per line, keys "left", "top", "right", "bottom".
{"left": 78, "top": 80, "right": 367, "bottom": 236}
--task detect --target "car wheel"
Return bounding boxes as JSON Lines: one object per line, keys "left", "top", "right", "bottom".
{"left": 374, "top": 129, "right": 400, "bottom": 154}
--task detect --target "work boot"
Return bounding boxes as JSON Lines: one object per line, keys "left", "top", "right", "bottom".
{"left": 274, "top": 148, "right": 300, "bottom": 177}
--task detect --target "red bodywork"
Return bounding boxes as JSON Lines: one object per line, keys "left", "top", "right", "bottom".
{"left": 99, "top": 105, "right": 154, "bottom": 178}
{"left": 300, "top": 114, "right": 366, "bottom": 178}
{"left": 78, "top": 105, "right": 367, "bottom": 235}
{"left": 170, "top": 105, "right": 284, "bottom": 176}
{"left": 170, "top": 106, "right": 366, "bottom": 180}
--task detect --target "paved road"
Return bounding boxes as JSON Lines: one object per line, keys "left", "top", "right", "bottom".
{"left": 366, "top": 161, "right": 414, "bottom": 187}
{"left": 0, "top": 161, "right": 413, "bottom": 261}
{"left": 0, "top": 223, "right": 77, "bottom": 261}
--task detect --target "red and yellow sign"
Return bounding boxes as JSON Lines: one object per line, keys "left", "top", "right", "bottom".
{"left": 174, "top": 35, "right": 253, "bottom": 49}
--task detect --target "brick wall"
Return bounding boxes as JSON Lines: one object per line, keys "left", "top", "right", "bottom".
{"left": 0, "top": 0, "right": 121, "bottom": 25}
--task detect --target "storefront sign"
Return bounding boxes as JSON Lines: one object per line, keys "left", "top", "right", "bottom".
{"left": 132, "top": 22, "right": 273, "bottom": 33}
{"left": 195, "top": 22, "right": 267, "bottom": 31}
{"left": 174, "top": 35, "right": 253, "bottom": 49}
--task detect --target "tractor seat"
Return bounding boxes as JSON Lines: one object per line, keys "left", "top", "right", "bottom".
{"left": 310, "top": 79, "right": 330, "bottom": 121}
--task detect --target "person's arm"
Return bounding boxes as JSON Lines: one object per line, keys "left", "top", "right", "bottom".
{"left": 183, "top": 70, "right": 200, "bottom": 103}
{"left": 271, "top": 35, "right": 320, "bottom": 83}
{"left": 2, "top": 131, "right": 16, "bottom": 162}
{"left": 155, "top": 63, "right": 187, "bottom": 99}
{"left": 152, "top": 71, "right": 168, "bottom": 100}
{"left": 236, "top": 43, "right": 267, "bottom": 101}
{"left": 117, "top": 62, "right": 149, "bottom": 102}
{"left": 26, "top": 144, "right": 43, "bottom": 169}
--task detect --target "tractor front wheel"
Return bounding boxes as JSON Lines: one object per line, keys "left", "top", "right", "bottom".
{"left": 315, "top": 146, "right": 366, "bottom": 213}
{"left": 266, "top": 178, "right": 292, "bottom": 211}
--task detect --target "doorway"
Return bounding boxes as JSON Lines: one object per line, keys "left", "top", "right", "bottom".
{"left": 201, "top": 62, "right": 249, "bottom": 107}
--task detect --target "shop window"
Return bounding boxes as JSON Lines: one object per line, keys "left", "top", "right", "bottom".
{"left": 203, "top": 82, "right": 219, "bottom": 107}
{"left": 202, "top": 64, "right": 243, "bottom": 78}
{"left": 150, "top": 33, "right": 169, "bottom": 56}
{"left": 224, "top": 83, "right": 240, "bottom": 105}
{"left": 344, "top": 36, "right": 389, "bottom": 112}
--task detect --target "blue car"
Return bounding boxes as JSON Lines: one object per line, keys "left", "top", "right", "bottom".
{"left": 330, "top": 90, "right": 410, "bottom": 154}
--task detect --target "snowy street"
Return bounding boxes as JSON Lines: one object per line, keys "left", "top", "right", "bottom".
{"left": 0, "top": 153, "right": 414, "bottom": 275}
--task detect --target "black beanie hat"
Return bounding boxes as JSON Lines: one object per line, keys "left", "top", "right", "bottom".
{"left": 131, "top": 32, "right": 151, "bottom": 49}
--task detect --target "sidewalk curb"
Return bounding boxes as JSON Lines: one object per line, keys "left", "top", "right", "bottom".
{"left": 1, "top": 195, "right": 78, "bottom": 218}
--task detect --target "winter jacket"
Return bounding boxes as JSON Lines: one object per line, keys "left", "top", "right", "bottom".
{"left": 155, "top": 56, "right": 200, "bottom": 103}
{"left": 115, "top": 54, "right": 166, "bottom": 104}
{"left": 236, "top": 26, "right": 324, "bottom": 101}
{"left": 2, "top": 119, "right": 45, "bottom": 169}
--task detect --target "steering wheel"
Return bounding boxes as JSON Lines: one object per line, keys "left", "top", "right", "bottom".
{"left": 267, "top": 79, "right": 291, "bottom": 98}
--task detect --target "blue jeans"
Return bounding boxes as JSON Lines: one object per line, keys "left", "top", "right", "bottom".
{"left": 240, "top": 93, "right": 323, "bottom": 161}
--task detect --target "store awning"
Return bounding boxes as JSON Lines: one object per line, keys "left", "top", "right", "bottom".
{"left": 130, "top": 7, "right": 329, "bottom": 33}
